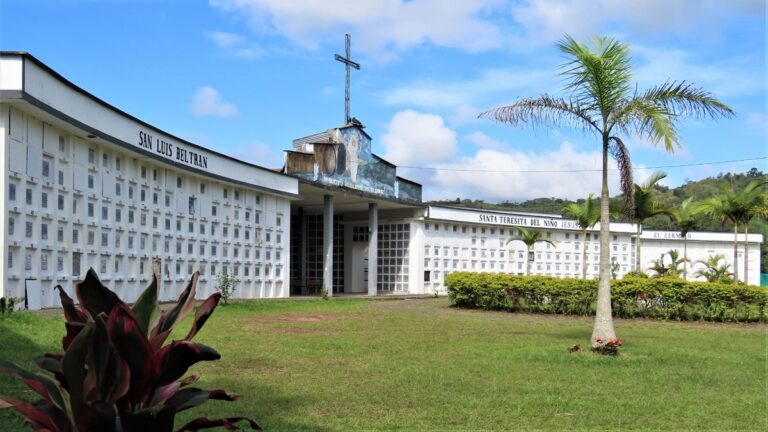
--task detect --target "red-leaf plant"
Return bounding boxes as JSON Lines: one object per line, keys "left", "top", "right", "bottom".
{"left": 0, "top": 269, "right": 260, "bottom": 431}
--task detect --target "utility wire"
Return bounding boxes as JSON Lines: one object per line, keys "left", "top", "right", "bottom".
{"left": 398, "top": 156, "right": 767, "bottom": 174}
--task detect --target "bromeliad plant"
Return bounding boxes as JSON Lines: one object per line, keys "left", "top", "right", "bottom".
{"left": 0, "top": 269, "right": 259, "bottom": 431}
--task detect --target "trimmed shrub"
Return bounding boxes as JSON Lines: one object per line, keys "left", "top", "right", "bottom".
{"left": 445, "top": 272, "right": 768, "bottom": 322}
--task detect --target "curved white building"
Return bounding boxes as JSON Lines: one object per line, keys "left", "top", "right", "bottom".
{"left": 1, "top": 52, "right": 763, "bottom": 309}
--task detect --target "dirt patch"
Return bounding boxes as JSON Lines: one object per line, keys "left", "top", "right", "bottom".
{"left": 246, "top": 312, "right": 353, "bottom": 325}
{"left": 245, "top": 311, "right": 361, "bottom": 335}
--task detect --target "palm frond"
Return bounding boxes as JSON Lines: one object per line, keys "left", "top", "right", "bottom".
{"left": 641, "top": 171, "right": 667, "bottom": 189}
{"left": 478, "top": 95, "right": 599, "bottom": 134}
{"left": 557, "top": 35, "right": 632, "bottom": 121}
{"left": 612, "top": 99, "right": 680, "bottom": 152}
{"left": 561, "top": 193, "right": 600, "bottom": 229}
{"left": 608, "top": 136, "right": 634, "bottom": 219}
{"left": 673, "top": 197, "right": 698, "bottom": 236}
{"left": 641, "top": 80, "right": 735, "bottom": 120}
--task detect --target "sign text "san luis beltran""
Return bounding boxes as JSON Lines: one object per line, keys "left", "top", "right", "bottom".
{"left": 138, "top": 131, "right": 208, "bottom": 170}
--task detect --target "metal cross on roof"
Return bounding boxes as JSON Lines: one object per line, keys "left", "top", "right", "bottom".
{"left": 334, "top": 33, "right": 360, "bottom": 125}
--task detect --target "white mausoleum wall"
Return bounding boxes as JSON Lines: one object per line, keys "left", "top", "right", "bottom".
{"left": 416, "top": 206, "right": 763, "bottom": 293}
{"left": 2, "top": 53, "right": 297, "bottom": 308}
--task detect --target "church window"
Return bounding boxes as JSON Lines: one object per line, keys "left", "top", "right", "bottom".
{"left": 41, "top": 224, "right": 48, "bottom": 240}
{"left": 41, "top": 192, "right": 48, "bottom": 208}
{"left": 26, "top": 188, "right": 32, "bottom": 205}
{"left": 88, "top": 149, "right": 95, "bottom": 164}
{"left": 88, "top": 175, "right": 94, "bottom": 189}
{"left": 9, "top": 183, "right": 16, "bottom": 201}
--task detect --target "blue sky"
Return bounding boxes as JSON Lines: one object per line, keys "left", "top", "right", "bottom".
{"left": 2, "top": 0, "right": 765, "bottom": 201}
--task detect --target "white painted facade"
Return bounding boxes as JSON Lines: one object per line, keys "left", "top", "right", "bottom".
{"left": 1, "top": 52, "right": 764, "bottom": 309}
{"left": 415, "top": 206, "right": 764, "bottom": 293}
{"left": 1, "top": 53, "right": 298, "bottom": 308}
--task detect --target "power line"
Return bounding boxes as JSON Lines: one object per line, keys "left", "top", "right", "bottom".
{"left": 398, "top": 156, "right": 767, "bottom": 174}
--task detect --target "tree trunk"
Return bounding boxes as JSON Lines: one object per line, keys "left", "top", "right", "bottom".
{"left": 526, "top": 245, "right": 532, "bottom": 276}
{"left": 635, "top": 223, "right": 642, "bottom": 272}
{"left": 581, "top": 228, "right": 588, "bottom": 279}
{"left": 591, "top": 135, "right": 616, "bottom": 345}
{"left": 683, "top": 237, "right": 688, "bottom": 280}
{"left": 732, "top": 223, "right": 739, "bottom": 284}
{"left": 743, "top": 224, "right": 749, "bottom": 285}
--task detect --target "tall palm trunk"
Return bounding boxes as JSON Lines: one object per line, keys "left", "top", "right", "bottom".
{"left": 591, "top": 136, "right": 616, "bottom": 345}
{"left": 581, "top": 227, "right": 588, "bottom": 279}
{"left": 743, "top": 224, "right": 749, "bottom": 285}
{"left": 635, "top": 224, "right": 642, "bottom": 272}
{"left": 732, "top": 223, "right": 739, "bottom": 284}
{"left": 526, "top": 245, "right": 532, "bottom": 276}
{"left": 683, "top": 237, "right": 688, "bottom": 280}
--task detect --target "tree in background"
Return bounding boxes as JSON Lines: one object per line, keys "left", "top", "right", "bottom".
{"left": 693, "top": 254, "right": 733, "bottom": 283}
{"left": 737, "top": 180, "right": 768, "bottom": 283}
{"left": 671, "top": 197, "right": 698, "bottom": 280}
{"left": 562, "top": 193, "right": 600, "bottom": 279}
{"left": 480, "top": 35, "right": 733, "bottom": 347}
{"left": 698, "top": 180, "right": 767, "bottom": 284}
{"left": 508, "top": 227, "right": 555, "bottom": 276}
{"left": 633, "top": 171, "right": 673, "bottom": 272}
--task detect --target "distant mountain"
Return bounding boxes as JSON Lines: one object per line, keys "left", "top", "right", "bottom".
{"left": 428, "top": 168, "right": 768, "bottom": 272}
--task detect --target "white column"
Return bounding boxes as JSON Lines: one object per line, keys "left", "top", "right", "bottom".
{"left": 368, "top": 203, "right": 378, "bottom": 296}
{"left": 323, "top": 195, "right": 334, "bottom": 297}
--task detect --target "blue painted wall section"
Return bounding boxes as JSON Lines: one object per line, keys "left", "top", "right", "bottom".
{"left": 285, "top": 123, "right": 422, "bottom": 203}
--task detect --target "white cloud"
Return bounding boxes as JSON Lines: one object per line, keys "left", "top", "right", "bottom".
{"left": 209, "top": 0, "right": 503, "bottom": 60}
{"left": 378, "top": 110, "right": 624, "bottom": 201}
{"left": 425, "top": 141, "right": 622, "bottom": 202}
{"left": 466, "top": 131, "right": 508, "bottom": 150}
{"left": 191, "top": 86, "right": 239, "bottom": 118}
{"left": 383, "top": 67, "right": 557, "bottom": 109}
{"left": 207, "top": 30, "right": 245, "bottom": 47}
{"left": 509, "top": 0, "right": 764, "bottom": 47}
{"left": 381, "top": 110, "right": 457, "bottom": 166}
{"left": 209, "top": 0, "right": 762, "bottom": 59}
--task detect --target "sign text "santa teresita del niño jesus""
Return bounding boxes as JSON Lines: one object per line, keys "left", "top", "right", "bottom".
{"left": 138, "top": 131, "right": 209, "bottom": 170}
{"left": 479, "top": 213, "right": 581, "bottom": 230}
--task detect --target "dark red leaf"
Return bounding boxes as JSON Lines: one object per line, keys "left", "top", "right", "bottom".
{"left": 62, "top": 321, "right": 94, "bottom": 417}
{"left": 176, "top": 416, "right": 261, "bottom": 431}
{"left": 0, "top": 358, "right": 68, "bottom": 413}
{"left": 151, "top": 272, "right": 199, "bottom": 350}
{"left": 56, "top": 285, "right": 87, "bottom": 323}
{"left": 107, "top": 304, "right": 154, "bottom": 407}
{"left": 120, "top": 405, "right": 176, "bottom": 432}
{"left": 132, "top": 275, "right": 160, "bottom": 335}
{"left": 164, "top": 388, "right": 238, "bottom": 412}
{"left": 62, "top": 322, "right": 85, "bottom": 351}
{"left": 76, "top": 268, "right": 124, "bottom": 319}
{"left": 0, "top": 397, "right": 63, "bottom": 432}
{"left": 75, "top": 400, "right": 117, "bottom": 432}
{"left": 185, "top": 293, "right": 221, "bottom": 341}
{"left": 153, "top": 341, "right": 220, "bottom": 387}
{"left": 177, "top": 375, "right": 200, "bottom": 387}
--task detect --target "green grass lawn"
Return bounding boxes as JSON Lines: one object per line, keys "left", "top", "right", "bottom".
{"left": 1, "top": 298, "right": 766, "bottom": 430}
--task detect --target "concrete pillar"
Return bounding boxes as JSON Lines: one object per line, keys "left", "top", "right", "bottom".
{"left": 323, "top": 195, "right": 334, "bottom": 297}
{"left": 368, "top": 203, "right": 378, "bottom": 296}
{"left": 298, "top": 207, "right": 306, "bottom": 294}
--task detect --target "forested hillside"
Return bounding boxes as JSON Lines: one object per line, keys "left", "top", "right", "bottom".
{"left": 428, "top": 168, "right": 768, "bottom": 272}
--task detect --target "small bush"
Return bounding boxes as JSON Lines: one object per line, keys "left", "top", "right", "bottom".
{"left": 0, "top": 297, "right": 21, "bottom": 316}
{"left": 215, "top": 269, "right": 239, "bottom": 305}
{"left": 445, "top": 272, "right": 768, "bottom": 322}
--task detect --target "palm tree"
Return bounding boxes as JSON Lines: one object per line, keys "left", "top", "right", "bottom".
{"left": 737, "top": 180, "right": 768, "bottom": 284}
{"left": 664, "top": 249, "right": 687, "bottom": 277}
{"left": 693, "top": 254, "right": 732, "bottom": 283}
{"left": 647, "top": 254, "right": 670, "bottom": 278}
{"left": 508, "top": 226, "right": 556, "bottom": 275}
{"left": 562, "top": 194, "right": 600, "bottom": 279}
{"left": 698, "top": 180, "right": 767, "bottom": 284}
{"left": 671, "top": 197, "right": 698, "bottom": 280}
{"left": 633, "top": 171, "right": 673, "bottom": 272}
{"left": 480, "top": 35, "right": 733, "bottom": 346}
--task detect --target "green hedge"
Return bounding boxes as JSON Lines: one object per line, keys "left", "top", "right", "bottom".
{"left": 445, "top": 272, "right": 768, "bottom": 322}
